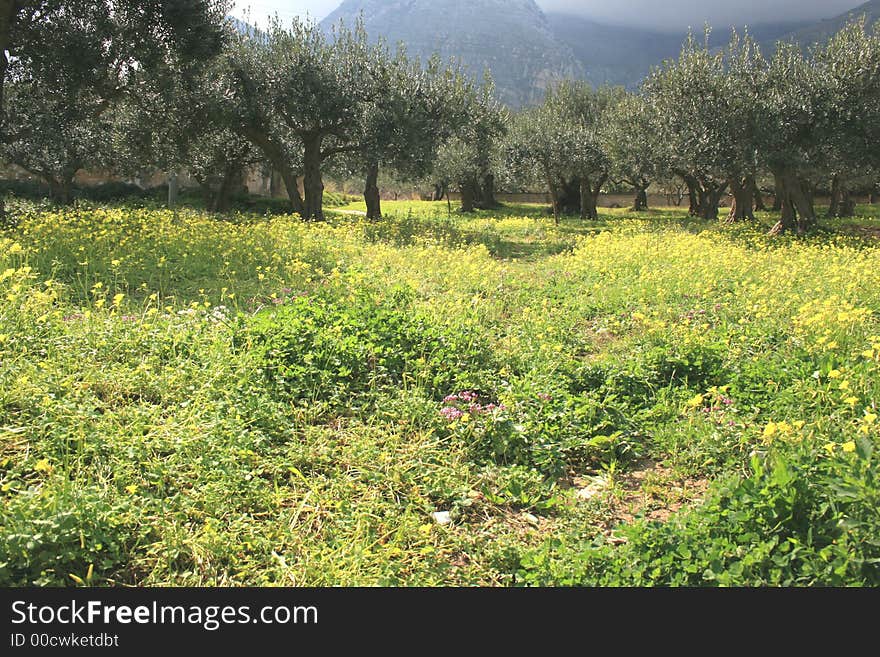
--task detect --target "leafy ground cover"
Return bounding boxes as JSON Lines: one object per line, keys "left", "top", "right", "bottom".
{"left": 1, "top": 200, "right": 878, "bottom": 586}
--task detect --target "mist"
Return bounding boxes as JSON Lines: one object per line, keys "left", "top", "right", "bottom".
{"left": 233, "top": 0, "right": 869, "bottom": 32}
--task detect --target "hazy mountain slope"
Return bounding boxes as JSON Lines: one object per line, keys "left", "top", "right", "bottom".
{"left": 774, "top": 0, "right": 879, "bottom": 48}
{"left": 320, "top": 0, "right": 583, "bottom": 106}
{"left": 544, "top": 12, "right": 683, "bottom": 90}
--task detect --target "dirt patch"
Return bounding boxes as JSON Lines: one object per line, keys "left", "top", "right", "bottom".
{"left": 574, "top": 458, "right": 709, "bottom": 536}
{"left": 839, "top": 225, "right": 880, "bottom": 240}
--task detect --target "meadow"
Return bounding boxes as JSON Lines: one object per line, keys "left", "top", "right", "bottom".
{"left": 1, "top": 199, "right": 879, "bottom": 586}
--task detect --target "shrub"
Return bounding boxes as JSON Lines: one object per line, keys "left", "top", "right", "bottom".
{"left": 242, "top": 290, "right": 500, "bottom": 410}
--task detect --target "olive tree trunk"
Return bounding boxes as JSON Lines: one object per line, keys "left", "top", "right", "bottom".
{"left": 772, "top": 172, "right": 783, "bottom": 212}
{"left": 727, "top": 176, "right": 756, "bottom": 222}
{"left": 632, "top": 183, "right": 649, "bottom": 211}
{"left": 480, "top": 173, "right": 498, "bottom": 209}
{"left": 364, "top": 161, "right": 381, "bottom": 220}
{"left": 696, "top": 179, "right": 727, "bottom": 220}
{"left": 769, "top": 168, "right": 817, "bottom": 235}
{"left": 459, "top": 178, "right": 478, "bottom": 213}
{"left": 302, "top": 134, "right": 324, "bottom": 221}
{"left": 558, "top": 177, "right": 581, "bottom": 215}
{"left": 48, "top": 178, "right": 73, "bottom": 205}
{"left": 212, "top": 164, "right": 245, "bottom": 213}
{"left": 676, "top": 171, "right": 700, "bottom": 216}
{"left": 828, "top": 175, "right": 855, "bottom": 218}
{"left": 579, "top": 178, "right": 590, "bottom": 221}
{"left": 581, "top": 175, "right": 605, "bottom": 220}
{"left": 753, "top": 179, "right": 767, "bottom": 212}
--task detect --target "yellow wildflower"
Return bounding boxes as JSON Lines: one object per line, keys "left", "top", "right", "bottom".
{"left": 687, "top": 393, "right": 705, "bottom": 409}
{"left": 34, "top": 458, "right": 53, "bottom": 474}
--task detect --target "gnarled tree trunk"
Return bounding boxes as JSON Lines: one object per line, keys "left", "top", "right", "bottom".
{"left": 632, "top": 184, "right": 649, "bottom": 212}
{"left": 459, "top": 178, "right": 478, "bottom": 213}
{"left": 241, "top": 127, "right": 304, "bottom": 215}
{"left": 727, "top": 175, "right": 756, "bottom": 222}
{"left": 828, "top": 175, "right": 855, "bottom": 218}
{"left": 769, "top": 168, "right": 817, "bottom": 235}
{"left": 364, "top": 161, "right": 381, "bottom": 220}
{"left": 771, "top": 172, "right": 783, "bottom": 212}
{"left": 212, "top": 163, "right": 245, "bottom": 213}
{"left": 48, "top": 177, "right": 74, "bottom": 205}
{"left": 269, "top": 170, "right": 283, "bottom": 198}
{"left": 557, "top": 177, "right": 581, "bottom": 216}
{"left": 480, "top": 173, "right": 498, "bottom": 209}
{"left": 629, "top": 177, "right": 649, "bottom": 211}
{"left": 582, "top": 175, "right": 604, "bottom": 220}
{"left": 579, "top": 178, "right": 590, "bottom": 221}
{"left": 696, "top": 179, "right": 727, "bottom": 220}
{"left": 302, "top": 134, "right": 324, "bottom": 221}
{"left": 753, "top": 179, "right": 766, "bottom": 212}
{"left": 432, "top": 182, "right": 447, "bottom": 202}
{"left": 677, "top": 171, "right": 700, "bottom": 216}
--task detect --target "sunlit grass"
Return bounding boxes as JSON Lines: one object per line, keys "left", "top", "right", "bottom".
{"left": 1, "top": 201, "right": 878, "bottom": 586}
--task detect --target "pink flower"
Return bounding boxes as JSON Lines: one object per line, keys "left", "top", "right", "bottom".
{"left": 440, "top": 407, "right": 463, "bottom": 420}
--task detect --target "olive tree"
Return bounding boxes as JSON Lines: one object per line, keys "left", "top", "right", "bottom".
{"left": 504, "top": 81, "right": 611, "bottom": 222}
{"left": 3, "top": 74, "right": 113, "bottom": 203}
{"left": 344, "top": 52, "right": 475, "bottom": 219}
{"left": 603, "top": 92, "right": 662, "bottom": 211}
{"left": 644, "top": 31, "right": 763, "bottom": 221}
{"left": 0, "top": 0, "right": 226, "bottom": 210}
{"left": 432, "top": 83, "right": 507, "bottom": 213}
{"left": 112, "top": 21, "right": 264, "bottom": 212}
{"left": 757, "top": 41, "right": 826, "bottom": 234}
{"left": 814, "top": 19, "right": 880, "bottom": 219}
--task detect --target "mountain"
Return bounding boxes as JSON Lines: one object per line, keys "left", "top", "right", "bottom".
{"left": 544, "top": 13, "right": 683, "bottom": 90}
{"left": 320, "top": 0, "right": 583, "bottom": 107}
{"left": 773, "top": 0, "right": 879, "bottom": 49}
{"left": 547, "top": 13, "right": 818, "bottom": 90}
{"left": 306, "top": 1, "right": 875, "bottom": 104}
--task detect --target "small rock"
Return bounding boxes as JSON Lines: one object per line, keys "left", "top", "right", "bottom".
{"left": 577, "top": 488, "right": 599, "bottom": 500}
{"left": 432, "top": 511, "right": 452, "bottom": 525}
{"left": 523, "top": 513, "right": 540, "bottom": 527}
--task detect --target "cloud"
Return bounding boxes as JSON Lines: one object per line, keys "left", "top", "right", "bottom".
{"left": 231, "top": 1, "right": 339, "bottom": 25}
{"left": 536, "top": 0, "right": 867, "bottom": 32}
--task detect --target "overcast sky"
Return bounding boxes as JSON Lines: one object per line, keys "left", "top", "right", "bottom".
{"left": 231, "top": 0, "right": 867, "bottom": 32}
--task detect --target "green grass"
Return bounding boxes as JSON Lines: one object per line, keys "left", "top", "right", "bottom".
{"left": 1, "top": 199, "right": 879, "bottom": 586}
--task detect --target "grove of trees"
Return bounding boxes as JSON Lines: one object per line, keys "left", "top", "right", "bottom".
{"left": 1, "top": 2, "right": 879, "bottom": 234}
